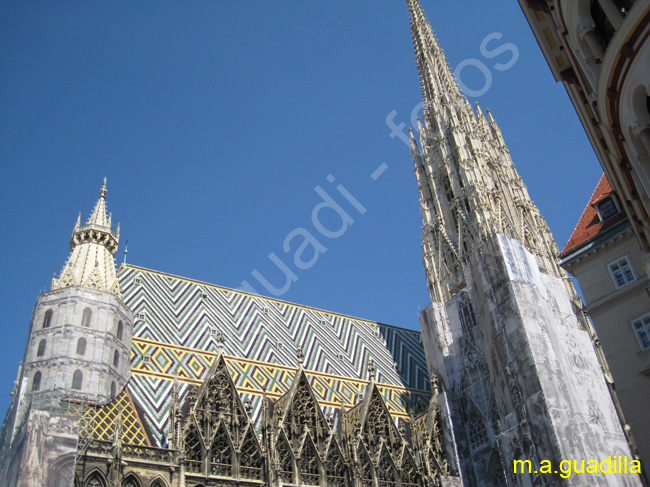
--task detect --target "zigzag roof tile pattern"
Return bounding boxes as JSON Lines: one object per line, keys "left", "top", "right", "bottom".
{"left": 117, "top": 265, "right": 431, "bottom": 445}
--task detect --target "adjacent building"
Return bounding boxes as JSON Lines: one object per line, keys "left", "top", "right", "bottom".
{"left": 517, "top": 0, "right": 650, "bottom": 255}
{"left": 560, "top": 174, "right": 650, "bottom": 470}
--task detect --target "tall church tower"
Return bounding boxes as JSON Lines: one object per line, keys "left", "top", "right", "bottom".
{"left": 406, "top": 1, "right": 643, "bottom": 485}
{"left": 0, "top": 181, "right": 133, "bottom": 487}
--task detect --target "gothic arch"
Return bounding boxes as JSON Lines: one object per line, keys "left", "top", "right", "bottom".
{"left": 376, "top": 445, "right": 399, "bottom": 486}
{"left": 84, "top": 470, "right": 107, "bottom": 487}
{"left": 400, "top": 448, "right": 420, "bottom": 487}
{"left": 148, "top": 478, "right": 169, "bottom": 487}
{"left": 324, "top": 439, "right": 346, "bottom": 487}
{"left": 239, "top": 426, "right": 264, "bottom": 480}
{"left": 121, "top": 473, "right": 142, "bottom": 487}
{"left": 184, "top": 419, "right": 204, "bottom": 473}
{"left": 183, "top": 353, "right": 265, "bottom": 480}
{"left": 274, "top": 368, "right": 330, "bottom": 440}
{"left": 299, "top": 434, "right": 322, "bottom": 486}
{"left": 486, "top": 450, "right": 506, "bottom": 487}
{"left": 358, "top": 443, "right": 374, "bottom": 487}
{"left": 276, "top": 430, "right": 296, "bottom": 484}
{"left": 208, "top": 422, "right": 234, "bottom": 477}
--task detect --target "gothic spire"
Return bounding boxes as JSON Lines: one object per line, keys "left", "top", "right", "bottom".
{"left": 405, "top": 0, "right": 564, "bottom": 302}
{"left": 51, "top": 179, "right": 122, "bottom": 296}
{"left": 406, "top": 0, "right": 463, "bottom": 108}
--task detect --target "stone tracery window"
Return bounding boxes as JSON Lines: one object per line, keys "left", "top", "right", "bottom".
{"left": 325, "top": 442, "right": 346, "bottom": 487}
{"left": 209, "top": 425, "right": 233, "bottom": 477}
{"left": 121, "top": 476, "right": 141, "bottom": 487}
{"left": 240, "top": 428, "right": 263, "bottom": 480}
{"left": 467, "top": 405, "right": 488, "bottom": 450}
{"left": 401, "top": 451, "right": 420, "bottom": 487}
{"left": 277, "top": 433, "right": 295, "bottom": 483}
{"left": 85, "top": 473, "right": 105, "bottom": 487}
{"left": 458, "top": 292, "right": 477, "bottom": 339}
{"left": 184, "top": 424, "right": 203, "bottom": 473}
{"left": 117, "top": 320, "right": 123, "bottom": 340}
{"left": 359, "top": 447, "right": 374, "bottom": 487}
{"left": 376, "top": 447, "right": 397, "bottom": 487}
{"left": 299, "top": 437, "right": 320, "bottom": 486}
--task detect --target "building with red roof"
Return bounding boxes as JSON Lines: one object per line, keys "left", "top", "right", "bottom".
{"left": 561, "top": 174, "right": 650, "bottom": 469}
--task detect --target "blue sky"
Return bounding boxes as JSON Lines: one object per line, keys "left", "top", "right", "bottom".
{"left": 0, "top": 1, "right": 602, "bottom": 414}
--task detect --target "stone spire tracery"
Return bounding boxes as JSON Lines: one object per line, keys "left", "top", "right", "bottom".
{"left": 406, "top": 0, "right": 563, "bottom": 302}
{"left": 51, "top": 179, "right": 122, "bottom": 297}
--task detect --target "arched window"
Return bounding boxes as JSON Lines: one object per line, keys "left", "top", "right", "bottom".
{"left": 76, "top": 337, "right": 87, "bottom": 356}
{"left": 43, "top": 309, "right": 53, "bottom": 329}
{"left": 32, "top": 371, "right": 42, "bottom": 392}
{"left": 85, "top": 473, "right": 105, "bottom": 487}
{"left": 458, "top": 292, "right": 477, "bottom": 340}
{"left": 110, "top": 381, "right": 116, "bottom": 398}
{"left": 81, "top": 308, "right": 92, "bottom": 327}
{"left": 113, "top": 350, "right": 120, "bottom": 367}
{"left": 72, "top": 369, "right": 83, "bottom": 390}
{"left": 121, "top": 475, "right": 141, "bottom": 487}
{"left": 117, "top": 321, "right": 123, "bottom": 340}
{"left": 37, "top": 339, "right": 46, "bottom": 357}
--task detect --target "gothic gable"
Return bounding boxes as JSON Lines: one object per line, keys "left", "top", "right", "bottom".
{"left": 181, "top": 353, "right": 264, "bottom": 481}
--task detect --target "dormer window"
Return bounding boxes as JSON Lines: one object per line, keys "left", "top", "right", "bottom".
{"left": 594, "top": 196, "right": 619, "bottom": 221}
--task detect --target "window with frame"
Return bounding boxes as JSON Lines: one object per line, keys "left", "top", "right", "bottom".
{"left": 631, "top": 314, "right": 650, "bottom": 351}
{"left": 595, "top": 196, "right": 618, "bottom": 221}
{"left": 608, "top": 256, "right": 635, "bottom": 288}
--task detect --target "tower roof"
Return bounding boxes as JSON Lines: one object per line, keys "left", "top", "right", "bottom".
{"left": 51, "top": 180, "right": 122, "bottom": 296}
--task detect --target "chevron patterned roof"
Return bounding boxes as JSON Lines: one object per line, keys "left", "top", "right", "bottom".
{"left": 116, "top": 265, "right": 431, "bottom": 445}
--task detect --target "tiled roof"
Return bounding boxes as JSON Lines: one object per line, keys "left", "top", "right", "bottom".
{"left": 561, "top": 174, "right": 626, "bottom": 254}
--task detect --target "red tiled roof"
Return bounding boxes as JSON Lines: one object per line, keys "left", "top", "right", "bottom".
{"left": 561, "top": 174, "right": 626, "bottom": 254}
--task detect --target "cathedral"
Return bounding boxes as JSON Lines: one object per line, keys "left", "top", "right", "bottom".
{"left": 0, "top": 1, "right": 644, "bottom": 487}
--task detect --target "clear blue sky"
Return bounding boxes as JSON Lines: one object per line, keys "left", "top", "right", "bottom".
{"left": 0, "top": 1, "right": 602, "bottom": 414}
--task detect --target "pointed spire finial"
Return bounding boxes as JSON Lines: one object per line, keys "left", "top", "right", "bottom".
{"left": 367, "top": 359, "right": 376, "bottom": 381}
{"left": 296, "top": 346, "right": 304, "bottom": 366}
{"left": 100, "top": 177, "right": 107, "bottom": 199}
{"left": 123, "top": 238, "right": 129, "bottom": 265}
{"left": 215, "top": 330, "right": 225, "bottom": 352}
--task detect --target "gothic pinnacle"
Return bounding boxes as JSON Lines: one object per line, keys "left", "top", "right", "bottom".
{"left": 51, "top": 181, "right": 123, "bottom": 297}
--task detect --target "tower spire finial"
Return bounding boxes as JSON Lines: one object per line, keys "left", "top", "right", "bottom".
{"left": 51, "top": 181, "right": 122, "bottom": 296}
{"left": 406, "top": 0, "right": 464, "bottom": 110}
